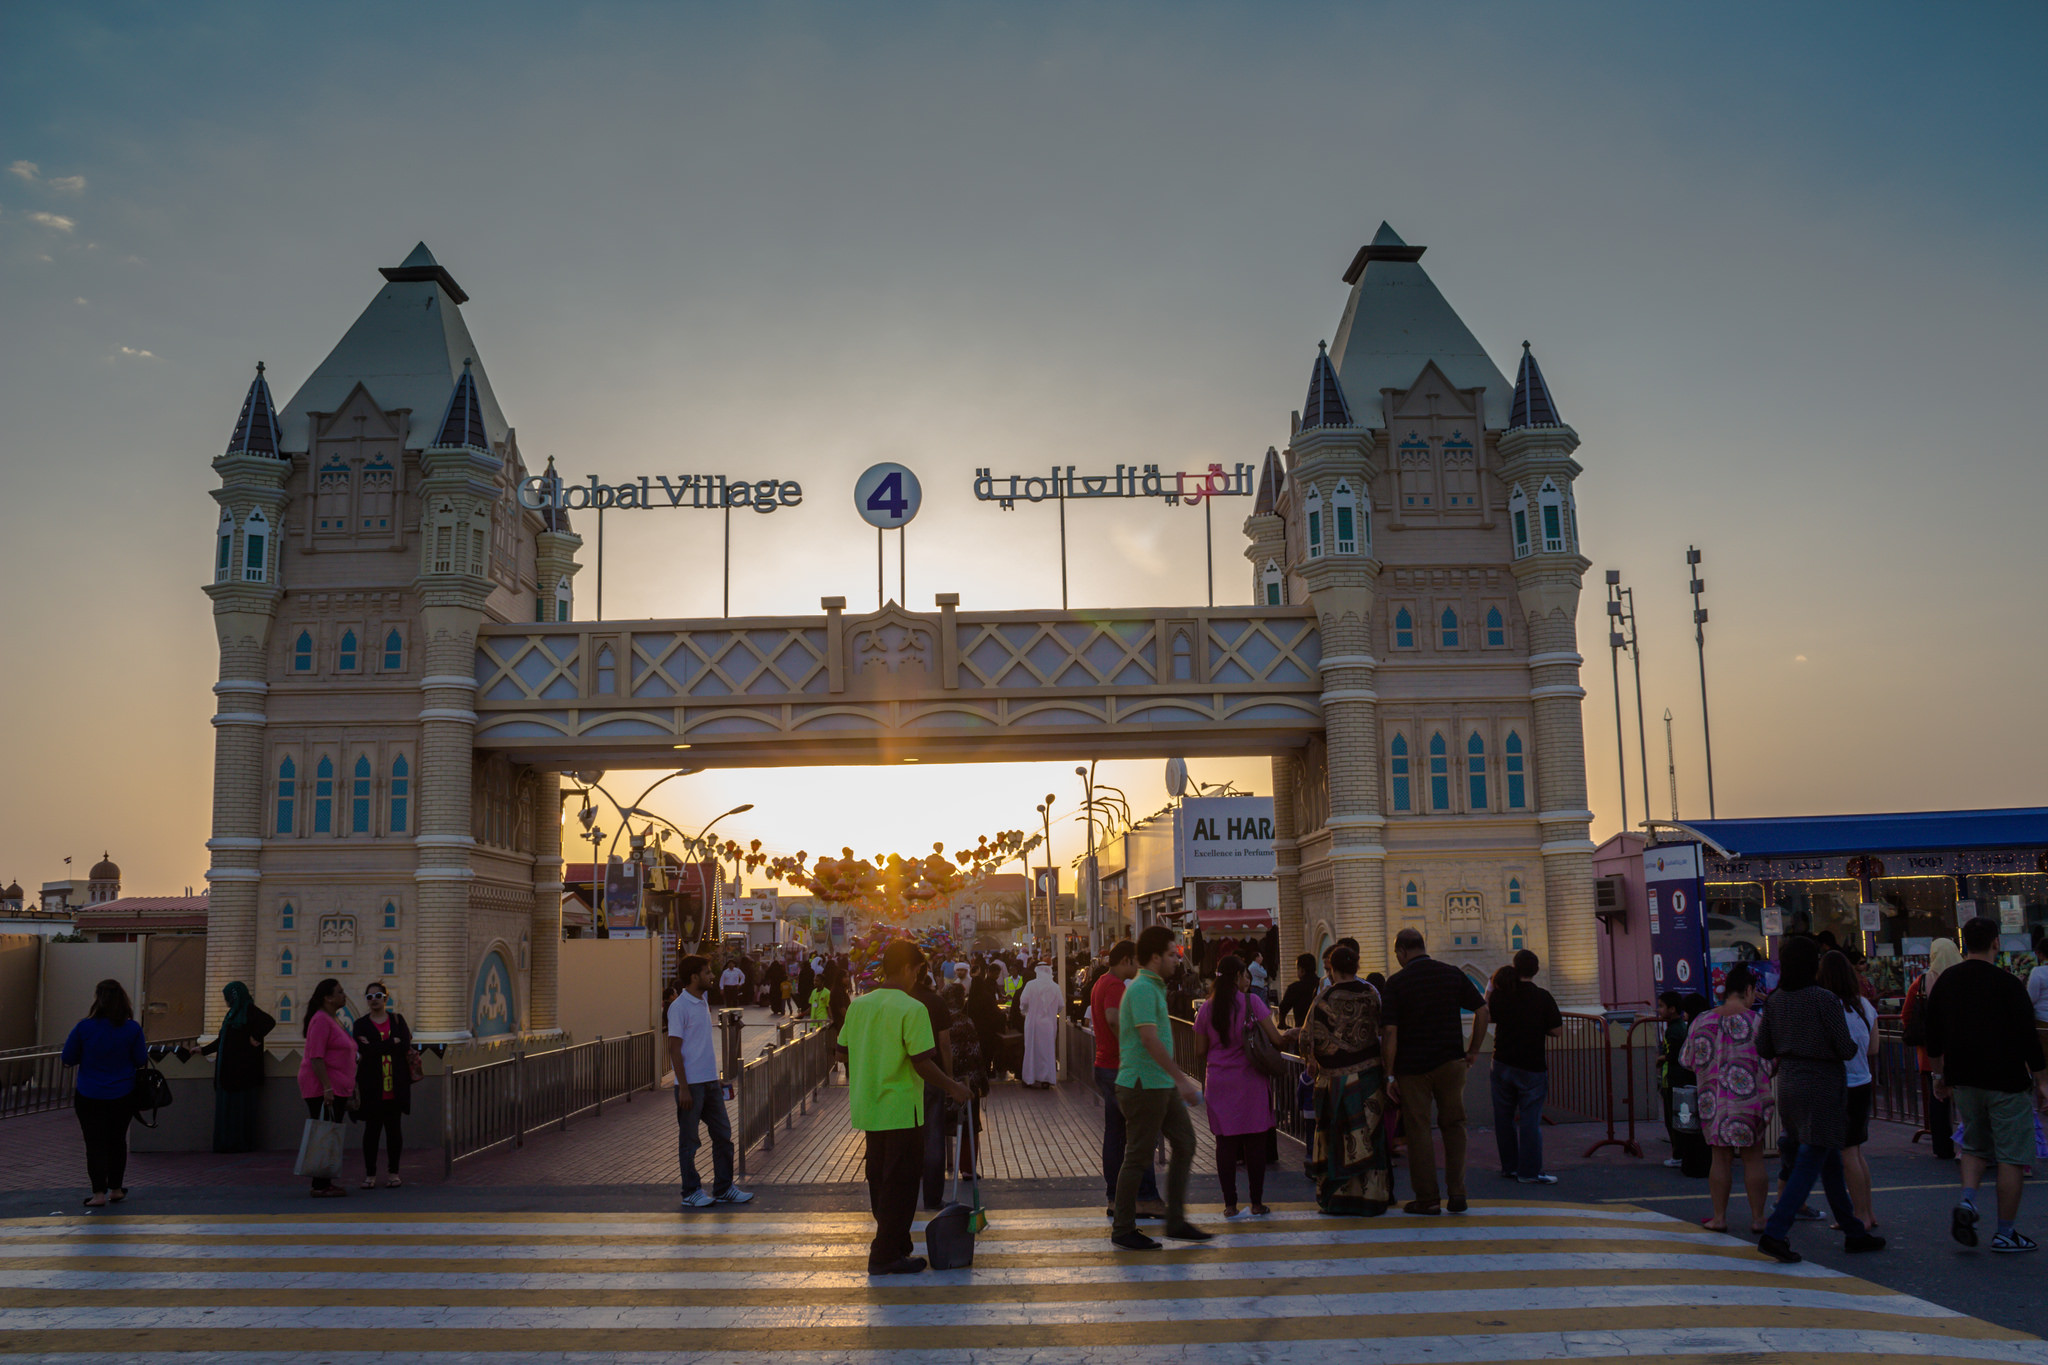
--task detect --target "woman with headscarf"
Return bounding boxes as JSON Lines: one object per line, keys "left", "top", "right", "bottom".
{"left": 199, "top": 981, "right": 275, "bottom": 1153}
{"left": 1900, "top": 938, "right": 1962, "bottom": 1160}
{"left": 1018, "top": 963, "right": 1060, "bottom": 1088}
{"left": 1299, "top": 942, "right": 1392, "bottom": 1216}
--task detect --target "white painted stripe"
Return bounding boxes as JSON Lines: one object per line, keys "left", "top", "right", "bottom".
{"left": 0, "top": 1249, "right": 1850, "bottom": 1292}
{"left": 0, "top": 1285, "right": 1959, "bottom": 1332}
{"left": 0, "top": 1223, "right": 1724, "bottom": 1261}
{"left": 15, "top": 1336, "right": 2048, "bottom": 1365}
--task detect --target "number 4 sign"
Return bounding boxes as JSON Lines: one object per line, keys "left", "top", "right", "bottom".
{"left": 855, "top": 463, "right": 922, "bottom": 527}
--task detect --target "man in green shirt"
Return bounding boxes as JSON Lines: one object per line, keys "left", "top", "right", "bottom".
{"left": 837, "top": 940, "right": 972, "bottom": 1275}
{"left": 1111, "top": 925, "right": 1212, "bottom": 1249}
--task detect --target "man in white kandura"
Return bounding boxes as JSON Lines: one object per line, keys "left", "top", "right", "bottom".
{"left": 1018, "top": 963, "right": 1061, "bottom": 1089}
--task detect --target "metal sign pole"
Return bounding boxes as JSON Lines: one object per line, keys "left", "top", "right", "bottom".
{"left": 898, "top": 525, "right": 906, "bottom": 606}
{"left": 1058, "top": 483, "right": 1069, "bottom": 610}
{"left": 877, "top": 527, "right": 884, "bottom": 609}
{"left": 596, "top": 502, "right": 604, "bottom": 620}
{"left": 1205, "top": 496, "right": 1214, "bottom": 608}
{"left": 722, "top": 501, "right": 731, "bottom": 619}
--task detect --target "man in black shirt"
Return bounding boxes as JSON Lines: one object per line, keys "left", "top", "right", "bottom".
{"left": 1926, "top": 916, "right": 2048, "bottom": 1253}
{"left": 1488, "top": 949, "right": 1564, "bottom": 1184}
{"left": 1275, "top": 953, "right": 1321, "bottom": 1029}
{"left": 1382, "top": 927, "right": 1489, "bottom": 1215}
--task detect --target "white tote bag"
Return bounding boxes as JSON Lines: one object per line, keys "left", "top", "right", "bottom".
{"left": 294, "top": 1108, "right": 346, "bottom": 1178}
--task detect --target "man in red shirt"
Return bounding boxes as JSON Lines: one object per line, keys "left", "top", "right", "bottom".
{"left": 1091, "top": 939, "right": 1162, "bottom": 1218}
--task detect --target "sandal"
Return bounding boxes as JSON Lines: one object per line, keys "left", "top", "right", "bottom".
{"left": 385, "top": 1174, "right": 403, "bottom": 1188}
{"left": 1249, "top": 1204, "right": 1270, "bottom": 1217}
{"left": 82, "top": 1194, "right": 107, "bottom": 1208}
{"left": 361, "top": 1177, "right": 378, "bottom": 1189}
{"left": 108, "top": 1189, "right": 126, "bottom": 1204}
{"left": 1701, "top": 1218, "right": 1729, "bottom": 1231}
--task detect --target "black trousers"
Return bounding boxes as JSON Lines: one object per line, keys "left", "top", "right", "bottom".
{"left": 74, "top": 1094, "right": 132, "bottom": 1194}
{"left": 864, "top": 1125, "right": 924, "bottom": 1269}
{"left": 1215, "top": 1130, "right": 1269, "bottom": 1208}
{"left": 361, "top": 1104, "right": 403, "bottom": 1174}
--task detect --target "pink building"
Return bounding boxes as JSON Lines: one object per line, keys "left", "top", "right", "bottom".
{"left": 1591, "top": 832, "right": 1652, "bottom": 1014}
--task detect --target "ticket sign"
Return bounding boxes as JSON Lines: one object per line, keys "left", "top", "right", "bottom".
{"left": 1645, "top": 843, "right": 1711, "bottom": 998}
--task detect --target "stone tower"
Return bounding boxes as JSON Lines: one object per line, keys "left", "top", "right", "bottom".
{"left": 1256, "top": 224, "right": 1597, "bottom": 1002}
{"left": 201, "top": 245, "right": 581, "bottom": 1041}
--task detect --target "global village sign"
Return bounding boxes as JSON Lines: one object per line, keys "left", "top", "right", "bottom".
{"left": 518, "top": 470, "right": 804, "bottom": 514}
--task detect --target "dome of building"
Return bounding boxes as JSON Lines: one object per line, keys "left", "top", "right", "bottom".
{"left": 89, "top": 853, "right": 120, "bottom": 882}
{"left": 3, "top": 881, "right": 21, "bottom": 901}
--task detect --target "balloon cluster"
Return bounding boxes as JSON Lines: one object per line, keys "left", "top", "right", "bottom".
{"left": 765, "top": 830, "right": 1041, "bottom": 920}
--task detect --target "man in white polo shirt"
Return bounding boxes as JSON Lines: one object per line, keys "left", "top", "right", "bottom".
{"left": 669, "top": 954, "right": 752, "bottom": 1208}
{"left": 719, "top": 959, "right": 746, "bottom": 1009}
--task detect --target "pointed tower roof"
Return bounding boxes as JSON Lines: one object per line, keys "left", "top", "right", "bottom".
{"left": 1299, "top": 342, "right": 1355, "bottom": 430}
{"left": 1327, "top": 223, "right": 1513, "bottom": 429}
{"left": 433, "top": 359, "right": 491, "bottom": 450}
{"left": 1252, "top": 446, "right": 1285, "bottom": 515}
{"left": 1508, "top": 341, "right": 1564, "bottom": 429}
{"left": 224, "top": 363, "right": 283, "bottom": 457}
{"left": 278, "top": 243, "right": 508, "bottom": 452}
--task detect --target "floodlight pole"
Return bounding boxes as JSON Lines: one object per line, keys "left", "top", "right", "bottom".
{"left": 1688, "top": 546, "right": 1716, "bottom": 818}
{"left": 1604, "top": 572, "right": 1629, "bottom": 836}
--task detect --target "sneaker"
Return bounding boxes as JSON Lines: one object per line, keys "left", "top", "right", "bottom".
{"left": 867, "top": 1256, "right": 927, "bottom": 1274}
{"left": 1756, "top": 1234, "right": 1802, "bottom": 1264}
{"left": 1952, "top": 1202, "right": 1980, "bottom": 1248}
{"left": 1844, "top": 1232, "right": 1886, "bottom": 1253}
{"left": 1163, "top": 1223, "right": 1214, "bottom": 1241}
{"left": 1111, "top": 1230, "right": 1163, "bottom": 1251}
{"left": 1224, "top": 1205, "right": 1243, "bottom": 1219}
{"left": 1990, "top": 1229, "right": 2038, "bottom": 1254}
{"left": 1663, "top": 1158, "right": 1685, "bottom": 1168}
{"left": 680, "top": 1189, "right": 714, "bottom": 1208}
{"left": 713, "top": 1185, "right": 755, "bottom": 1204}
{"left": 1518, "top": 1174, "right": 1560, "bottom": 1185}
{"left": 1795, "top": 1204, "right": 1824, "bottom": 1221}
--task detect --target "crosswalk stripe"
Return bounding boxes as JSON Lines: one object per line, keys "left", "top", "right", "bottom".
{"left": 0, "top": 1203, "right": 2034, "bottom": 1362}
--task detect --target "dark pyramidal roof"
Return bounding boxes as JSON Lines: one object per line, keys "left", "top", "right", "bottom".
{"left": 1252, "top": 446, "right": 1285, "bottom": 515}
{"left": 1508, "top": 342, "right": 1564, "bottom": 430}
{"left": 1298, "top": 342, "right": 1355, "bottom": 430}
{"left": 225, "top": 363, "right": 283, "bottom": 457}
{"left": 434, "top": 359, "right": 491, "bottom": 450}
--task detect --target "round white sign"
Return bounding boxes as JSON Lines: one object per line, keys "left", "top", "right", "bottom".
{"left": 854, "top": 463, "right": 922, "bottom": 528}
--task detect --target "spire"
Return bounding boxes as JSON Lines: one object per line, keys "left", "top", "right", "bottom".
{"left": 1299, "top": 341, "right": 1355, "bottom": 430}
{"left": 1341, "top": 221, "right": 1427, "bottom": 285}
{"left": 1508, "top": 341, "right": 1564, "bottom": 430}
{"left": 224, "top": 363, "right": 283, "bottom": 457}
{"left": 433, "top": 359, "right": 490, "bottom": 450}
{"left": 1252, "top": 446, "right": 1285, "bottom": 515}
{"left": 539, "top": 455, "right": 572, "bottom": 533}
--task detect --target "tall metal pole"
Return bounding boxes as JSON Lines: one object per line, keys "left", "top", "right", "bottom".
{"left": 596, "top": 502, "right": 605, "bottom": 620}
{"left": 877, "top": 527, "right": 884, "bottom": 610}
{"left": 1688, "top": 547, "right": 1716, "bottom": 817}
{"left": 1624, "top": 586, "right": 1651, "bottom": 826}
{"left": 1604, "top": 572, "right": 1629, "bottom": 836}
{"left": 1204, "top": 497, "right": 1214, "bottom": 608}
{"left": 1664, "top": 708, "right": 1679, "bottom": 821}
{"left": 898, "top": 526, "right": 906, "bottom": 607}
{"left": 722, "top": 501, "right": 731, "bottom": 618}
{"left": 1057, "top": 483, "right": 1069, "bottom": 611}
{"left": 1078, "top": 762, "right": 1100, "bottom": 955}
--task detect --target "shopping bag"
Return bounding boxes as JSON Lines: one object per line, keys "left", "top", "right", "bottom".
{"left": 294, "top": 1110, "right": 346, "bottom": 1178}
{"left": 1671, "top": 1085, "right": 1701, "bottom": 1134}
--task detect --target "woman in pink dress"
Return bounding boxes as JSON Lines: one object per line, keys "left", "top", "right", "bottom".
{"left": 1196, "top": 956, "right": 1289, "bottom": 1218}
{"left": 296, "top": 978, "right": 359, "bottom": 1198}
{"left": 1680, "top": 963, "right": 1774, "bottom": 1233}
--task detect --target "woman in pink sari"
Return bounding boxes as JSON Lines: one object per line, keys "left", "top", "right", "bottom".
{"left": 1680, "top": 962, "right": 1774, "bottom": 1233}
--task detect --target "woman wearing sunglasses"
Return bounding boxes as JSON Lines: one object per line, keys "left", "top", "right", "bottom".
{"left": 350, "top": 982, "right": 415, "bottom": 1188}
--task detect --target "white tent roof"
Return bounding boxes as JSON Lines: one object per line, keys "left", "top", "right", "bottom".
{"left": 278, "top": 244, "right": 509, "bottom": 453}
{"left": 1326, "top": 224, "right": 1512, "bottom": 429}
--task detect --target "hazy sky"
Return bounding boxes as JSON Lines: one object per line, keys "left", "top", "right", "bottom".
{"left": 4, "top": 3, "right": 2045, "bottom": 897}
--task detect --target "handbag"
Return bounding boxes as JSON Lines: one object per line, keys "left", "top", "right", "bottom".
{"left": 1671, "top": 1084, "right": 1702, "bottom": 1134}
{"left": 406, "top": 1047, "right": 425, "bottom": 1084}
{"left": 130, "top": 1065, "right": 174, "bottom": 1129}
{"left": 294, "top": 1104, "right": 346, "bottom": 1178}
{"left": 1243, "top": 1018, "right": 1290, "bottom": 1080}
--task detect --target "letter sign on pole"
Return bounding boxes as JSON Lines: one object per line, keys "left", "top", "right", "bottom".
{"left": 855, "top": 463, "right": 922, "bottom": 528}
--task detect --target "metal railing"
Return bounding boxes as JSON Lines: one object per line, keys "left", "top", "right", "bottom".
{"left": 1548, "top": 1012, "right": 1643, "bottom": 1156}
{"left": 442, "top": 1030, "right": 660, "bottom": 1173}
{"left": 734, "top": 1020, "right": 835, "bottom": 1179}
{"left": 0, "top": 1036, "right": 199, "bottom": 1121}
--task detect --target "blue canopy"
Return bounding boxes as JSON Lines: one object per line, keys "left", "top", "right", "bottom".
{"left": 1664, "top": 808, "right": 2048, "bottom": 859}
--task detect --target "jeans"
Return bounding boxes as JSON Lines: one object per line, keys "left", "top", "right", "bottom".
{"left": 676, "top": 1082, "right": 734, "bottom": 1197}
{"left": 1094, "top": 1065, "right": 1159, "bottom": 1203}
{"left": 1763, "top": 1142, "right": 1863, "bottom": 1242}
{"left": 1399, "top": 1058, "right": 1470, "bottom": 1206}
{"left": 74, "top": 1093, "right": 132, "bottom": 1194}
{"left": 864, "top": 1125, "right": 923, "bottom": 1269}
{"left": 1490, "top": 1063, "right": 1548, "bottom": 1179}
{"left": 1113, "top": 1085, "right": 1193, "bottom": 1237}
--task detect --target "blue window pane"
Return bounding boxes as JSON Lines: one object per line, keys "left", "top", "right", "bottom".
{"left": 1508, "top": 878, "right": 1522, "bottom": 905}
{"left": 1486, "top": 607, "right": 1505, "bottom": 648}
{"left": 383, "top": 901, "right": 398, "bottom": 930}
{"left": 1505, "top": 731, "right": 1527, "bottom": 809}
{"left": 293, "top": 631, "right": 313, "bottom": 672}
{"left": 351, "top": 755, "right": 372, "bottom": 833}
{"left": 1307, "top": 509, "right": 1322, "bottom": 554}
{"left": 383, "top": 630, "right": 402, "bottom": 671}
{"left": 1394, "top": 608, "right": 1414, "bottom": 649}
{"left": 339, "top": 630, "right": 357, "bottom": 672}
{"left": 275, "top": 757, "right": 295, "bottom": 835}
{"left": 1404, "top": 881, "right": 1419, "bottom": 909}
{"left": 1467, "top": 732, "right": 1489, "bottom": 809}
{"left": 281, "top": 903, "right": 294, "bottom": 930}
{"left": 1429, "top": 733, "right": 1450, "bottom": 810}
{"left": 313, "top": 757, "right": 333, "bottom": 834}
{"left": 280, "top": 948, "right": 293, "bottom": 977}
{"left": 1390, "top": 734, "right": 1410, "bottom": 812}
{"left": 383, "top": 948, "right": 397, "bottom": 974}
{"left": 389, "top": 755, "right": 409, "bottom": 834}
{"left": 277, "top": 995, "right": 292, "bottom": 1024}
{"left": 1441, "top": 608, "right": 1459, "bottom": 648}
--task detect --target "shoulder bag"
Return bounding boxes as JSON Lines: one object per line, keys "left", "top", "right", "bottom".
{"left": 131, "top": 1064, "right": 174, "bottom": 1128}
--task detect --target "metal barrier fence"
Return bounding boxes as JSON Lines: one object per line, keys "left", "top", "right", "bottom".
{"left": 735, "top": 1020, "right": 836, "bottom": 1180}
{"left": 442, "top": 1030, "right": 660, "bottom": 1174}
{"left": 0, "top": 1037, "right": 199, "bottom": 1121}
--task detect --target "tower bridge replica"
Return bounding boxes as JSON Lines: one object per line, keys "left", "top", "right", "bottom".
{"left": 200, "top": 229, "right": 1596, "bottom": 1040}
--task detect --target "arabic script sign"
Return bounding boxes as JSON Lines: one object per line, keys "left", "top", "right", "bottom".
{"left": 974, "top": 463, "right": 1254, "bottom": 510}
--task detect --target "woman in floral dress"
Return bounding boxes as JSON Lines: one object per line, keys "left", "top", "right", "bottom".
{"left": 1681, "top": 963, "right": 1774, "bottom": 1233}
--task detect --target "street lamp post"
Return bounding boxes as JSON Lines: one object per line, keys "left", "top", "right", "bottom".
{"left": 1034, "top": 793, "right": 1056, "bottom": 948}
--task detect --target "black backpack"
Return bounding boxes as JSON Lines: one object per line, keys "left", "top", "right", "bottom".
{"left": 131, "top": 1065, "right": 174, "bottom": 1128}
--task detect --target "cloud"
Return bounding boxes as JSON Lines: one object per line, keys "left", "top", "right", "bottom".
{"left": 48, "top": 175, "right": 85, "bottom": 194}
{"left": 117, "top": 346, "right": 157, "bottom": 360}
{"left": 7, "top": 160, "right": 37, "bottom": 182}
{"left": 27, "top": 211, "right": 75, "bottom": 232}
{"left": 8, "top": 161, "right": 85, "bottom": 192}
{"left": 1794, "top": 654, "right": 1808, "bottom": 662}
{"left": 74, "top": 297, "right": 87, "bottom": 306}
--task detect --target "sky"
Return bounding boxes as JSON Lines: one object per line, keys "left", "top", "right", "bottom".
{"left": 3, "top": 2, "right": 2045, "bottom": 897}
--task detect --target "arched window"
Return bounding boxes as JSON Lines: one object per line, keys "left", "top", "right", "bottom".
{"left": 277, "top": 994, "right": 293, "bottom": 1024}
{"left": 1505, "top": 731, "right": 1528, "bottom": 809}
{"left": 596, "top": 643, "right": 617, "bottom": 694}
{"left": 383, "top": 900, "right": 398, "bottom": 930}
{"left": 279, "top": 947, "right": 294, "bottom": 978}
{"left": 1508, "top": 877, "right": 1523, "bottom": 906}
{"left": 215, "top": 507, "right": 234, "bottom": 583}
{"left": 382, "top": 947, "right": 398, "bottom": 975}
{"left": 1467, "top": 732, "right": 1489, "bottom": 810}
{"left": 1428, "top": 732, "right": 1450, "bottom": 811}
{"left": 1404, "top": 881, "right": 1419, "bottom": 910}
{"left": 1486, "top": 607, "right": 1505, "bottom": 648}
{"left": 555, "top": 576, "right": 572, "bottom": 623}
{"left": 1389, "top": 734, "right": 1411, "bottom": 812}
{"left": 293, "top": 630, "right": 313, "bottom": 673}
{"left": 1538, "top": 478, "right": 1566, "bottom": 553}
{"left": 1440, "top": 607, "right": 1460, "bottom": 648}
{"left": 389, "top": 755, "right": 409, "bottom": 834}
{"left": 1508, "top": 484, "right": 1531, "bottom": 560}
{"left": 1261, "top": 559, "right": 1283, "bottom": 607}
{"left": 1170, "top": 629, "right": 1194, "bottom": 682}
{"left": 275, "top": 757, "right": 296, "bottom": 835}
{"left": 383, "top": 630, "right": 403, "bottom": 671}
{"left": 1509, "top": 922, "right": 1525, "bottom": 952}
{"left": 338, "top": 630, "right": 357, "bottom": 672}
{"left": 351, "top": 755, "right": 373, "bottom": 834}
{"left": 312, "top": 756, "right": 334, "bottom": 834}
{"left": 1333, "top": 481, "right": 1358, "bottom": 555}
{"left": 1394, "top": 608, "right": 1415, "bottom": 650}
{"left": 1304, "top": 486, "right": 1324, "bottom": 560}
{"left": 241, "top": 509, "right": 269, "bottom": 583}
{"left": 281, "top": 902, "right": 295, "bottom": 930}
